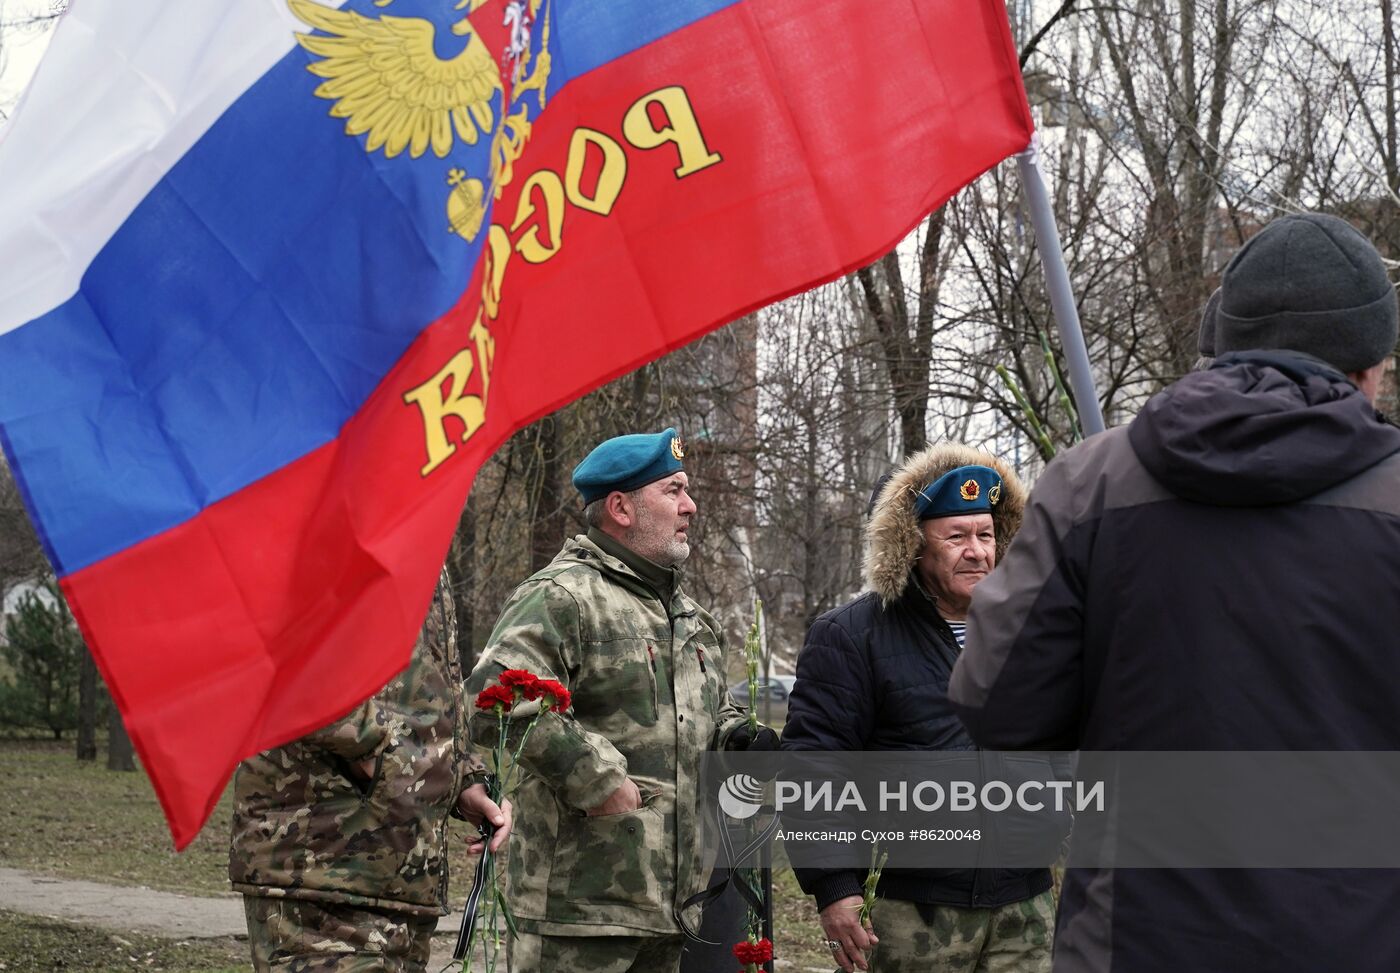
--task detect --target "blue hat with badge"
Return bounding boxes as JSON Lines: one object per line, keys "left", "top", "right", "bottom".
{"left": 572, "top": 427, "right": 686, "bottom": 504}
{"left": 915, "top": 465, "right": 1002, "bottom": 520}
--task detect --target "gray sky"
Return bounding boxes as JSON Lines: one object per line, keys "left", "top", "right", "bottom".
{"left": 0, "top": 0, "right": 65, "bottom": 126}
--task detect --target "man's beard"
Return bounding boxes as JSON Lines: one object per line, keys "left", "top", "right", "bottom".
{"left": 655, "top": 536, "right": 690, "bottom": 567}
{"left": 627, "top": 504, "right": 691, "bottom": 567}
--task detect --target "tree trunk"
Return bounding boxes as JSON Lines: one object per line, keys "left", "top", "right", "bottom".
{"left": 1383, "top": 0, "right": 1397, "bottom": 194}
{"left": 449, "top": 500, "right": 477, "bottom": 671}
{"left": 854, "top": 210, "right": 948, "bottom": 458}
{"left": 107, "top": 705, "right": 135, "bottom": 772}
{"left": 76, "top": 649, "right": 97, "bottom": 760}
{"left": 529, "top": 414, "right": 566, "bottom": 573}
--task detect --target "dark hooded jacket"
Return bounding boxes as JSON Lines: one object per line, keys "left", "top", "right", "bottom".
{"left": 783, "top": 443, "right": 1061, "bottom": 911}
{"left": 950, "top": 351, "right": 1400, "bottom": 972}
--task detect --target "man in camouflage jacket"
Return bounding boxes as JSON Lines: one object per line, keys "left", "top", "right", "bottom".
{"left": 230, "top": 569, "right": 511, "bottom": 972}
{"left": 467, "top": 429, "right": 771, "bottom": 973}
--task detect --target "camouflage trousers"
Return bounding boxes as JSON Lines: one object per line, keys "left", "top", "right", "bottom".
{"left": 867, "top": 891, "right": 1055, "bottom": 973}
{"left": 242, "top": 895, "right": 437, "bottom": 973}
{"left": 507, "top": 931, "right": 685, "bottom": 973}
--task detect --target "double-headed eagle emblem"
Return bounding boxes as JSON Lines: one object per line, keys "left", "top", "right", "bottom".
{"left": 290, "top": 0, "right": 550, "bottom": 242}
{"left": 288, "top": 0, "right": 501, "bottom": 160}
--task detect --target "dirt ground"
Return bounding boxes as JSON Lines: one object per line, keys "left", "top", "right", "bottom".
{"left": 0, "top": 909, "right": 247, "bottom": 973}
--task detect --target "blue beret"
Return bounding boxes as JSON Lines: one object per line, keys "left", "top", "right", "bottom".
{"left": 572, "top": 427, "right": 686, "bottom": 504}
{"left": 915, "top": 465, "right": 1002, "bottom": 520}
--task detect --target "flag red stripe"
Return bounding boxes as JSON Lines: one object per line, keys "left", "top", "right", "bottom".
{"left": 63, "top": 0, "right": 1032, "bottom": 846}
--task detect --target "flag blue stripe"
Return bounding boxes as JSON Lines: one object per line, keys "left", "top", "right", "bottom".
{"left": 0, "top": 0, "right": 740, "bottom": 575}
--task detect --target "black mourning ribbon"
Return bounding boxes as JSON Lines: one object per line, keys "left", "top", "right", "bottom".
{"left": 452, "top": 818, "right": 496, "bottom": 962}
{"left": 676, "top": 803, "right": 782, "bottom": 945}
{"left": 454, "top": 792, "right": 780, "bottom": 954}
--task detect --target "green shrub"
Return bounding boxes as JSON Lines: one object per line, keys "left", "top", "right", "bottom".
{"left": 0, "top": 581, "right": 85, "bottom": 739}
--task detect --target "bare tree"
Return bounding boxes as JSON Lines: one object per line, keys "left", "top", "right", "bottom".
{"left": 394, "top": 0, "right": 1400, "bottom": 672}
{"left": 854, "top": 209, "right": 961, "bottom": 458}
{"left": 76, "top": 649, "right": 97, "bottom": 760}
{"left": 107, "top": 705, "right": 135, "bottom": 772}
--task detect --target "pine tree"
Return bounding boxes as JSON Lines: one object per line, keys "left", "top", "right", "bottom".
{"left": 0, "top": 582, "right": 83, "bottom": 739}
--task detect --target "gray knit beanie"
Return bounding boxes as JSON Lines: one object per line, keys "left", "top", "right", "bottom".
{"left": 1214, "top": 213, "right": 1398, "bottom": 373}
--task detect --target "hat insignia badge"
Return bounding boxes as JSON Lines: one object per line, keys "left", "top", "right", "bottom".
{"left": 960, "top": 479, "right": 980, "bottom": 502}
{"left": 671, "top": 437, "right": 685, "bottom": 460}
{"left": 988, "top": 483, "right": 1001, "bottom": 505}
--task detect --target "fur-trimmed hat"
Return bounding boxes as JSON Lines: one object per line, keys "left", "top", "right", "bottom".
{"left": 863, "top": 443, "right": 1027, "bottom": 605}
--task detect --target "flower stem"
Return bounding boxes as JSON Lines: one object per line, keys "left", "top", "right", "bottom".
{"left": 744, "top": 598, "right": 763, "bottom": 732}
{"left": 497, "top": 710, "right": 543, "bottom": 800}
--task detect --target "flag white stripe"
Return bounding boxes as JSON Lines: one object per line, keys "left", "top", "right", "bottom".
{"left": 0, "top": 0, "right": 333, "bottom": 336}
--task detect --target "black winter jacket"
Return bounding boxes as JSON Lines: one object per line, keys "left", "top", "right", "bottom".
{"left": 783, "top": 578, "right": 1057, "bottom": 910}
{"left": 950, "top": 351, "right": 1400, "bottom": 973}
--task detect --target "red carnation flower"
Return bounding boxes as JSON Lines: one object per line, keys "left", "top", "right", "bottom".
{"left": 475, "top": 685, "right": 514, "bottom": 712}
{"left": 733, "top": 939, "right": 773, "bottom": 964}
{"left": 535, "top": 679, "right": 572, "bottom": 711}
{"left": 499, "top": 669, "right": 543, "bottom": 700}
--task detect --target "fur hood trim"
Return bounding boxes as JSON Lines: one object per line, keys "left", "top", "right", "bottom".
{"left": 863, "top": 442, "right": 1027, "bottom": 605}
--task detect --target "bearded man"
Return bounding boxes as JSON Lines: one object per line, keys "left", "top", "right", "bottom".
{"left": 466, "top": 428, "right": 773, "bottom": 973}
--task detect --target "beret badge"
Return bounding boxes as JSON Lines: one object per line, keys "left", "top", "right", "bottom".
{"left": 572, "top": 427, "right": 687, "bottom": 504}
{"left": 915, "top": 464, "right": 1001, "bottom": 521}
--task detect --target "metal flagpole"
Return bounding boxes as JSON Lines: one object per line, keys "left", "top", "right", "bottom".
{"left": 1013, "top": 133, "right": 1107, "bottom": 436}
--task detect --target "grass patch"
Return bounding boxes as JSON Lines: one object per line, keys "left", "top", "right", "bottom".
{"left": 0, "top": 739, "right": 489, "bottom": 898}
{"left": 771, "top": 865, "right": 831, "bottom": 971}
{"left": 0, "top": 741, "right": 836, "bottom": 969}
{"left": 0, "top": 740, "right": 235, "bottom": 895}
{"left": 0, "top": 910, "right": 245, "bottom": 973}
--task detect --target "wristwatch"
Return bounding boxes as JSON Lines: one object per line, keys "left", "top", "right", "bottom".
{"left": 463, "top": 767, "right": 495, "bottom": 790}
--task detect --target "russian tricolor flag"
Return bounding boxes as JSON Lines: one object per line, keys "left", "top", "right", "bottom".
{"left": 0, "top": 0, "right": 1033, "bottom": 846}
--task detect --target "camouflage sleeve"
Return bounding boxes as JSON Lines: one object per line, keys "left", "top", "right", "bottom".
{"left": 466, "top": 580, "right": 629, "bottom": 811}
{"left": 299, "top": 698, "right": 391, "bottom": 761}
{"left": 459, "top": 750, "right": 490, "bottom": 791}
